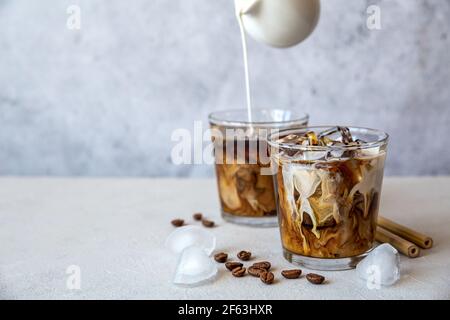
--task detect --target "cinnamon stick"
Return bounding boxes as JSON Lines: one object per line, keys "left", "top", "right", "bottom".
{"left": 375, "top": 227, "right": 420, "bottom": 258}
{"left": 378, "top": 216, "right": 433, "bottom": 249}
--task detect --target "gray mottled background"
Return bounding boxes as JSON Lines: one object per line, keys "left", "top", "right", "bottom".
{"left": 0, "top": 0, "right": 449, "bottom": 177}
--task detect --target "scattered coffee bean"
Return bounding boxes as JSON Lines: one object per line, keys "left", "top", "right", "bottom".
{"left": 306, "top": 273, "right": 325, "bottom": 285}
{"left": 214, "top": 252, "right": 228, "bottom": 263}
{"left": 252, "top": 261, "right": 271, "bottom": 270}
{"left": 237, "top": 250, "right": 252, "bottom": 261}
{"left": 202, "top": 219, "right": 215, "bottom": 228}
{"left": 281, "top": 269, "right": 302, "bottom": 279}
{"left": 225, "top": 262, "right": 243, "bottom": 271}
{"left": 260, "top": 271, "right": 275, "bottom": 284}
{"left": 193, "top": 213, "right": 203, "bottom": 221}
{"left": 248, "top": 266, "right": 265, "bottom": 277}
{"left": 231, "top": 267, "right": 246, "bottom": 277}
{"left": 171, "top": 219, "right": 184, "bottom": 227}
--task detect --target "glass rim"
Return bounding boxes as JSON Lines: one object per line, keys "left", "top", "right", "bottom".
{"left": 208, "top": 108, "right": 309, "bottom": 128}
{"left": 267, "top": 126, "right": 389, "bottom": 151}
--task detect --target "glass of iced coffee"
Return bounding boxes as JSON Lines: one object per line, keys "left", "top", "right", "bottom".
{"left": 209, "top": 109, "right": 308, "bottom": 227}
{"left": 268, "top": 126, "right": 388, "bottom": 270}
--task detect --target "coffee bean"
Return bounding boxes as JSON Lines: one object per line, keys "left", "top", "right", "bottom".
{"left": 202, "top": 219, "right": 215, "bottom": 228}
{"left": 225, "top": 262, "right": 243, "bottom": 271}
{"left": 252, "top": 261, "right": 271, "bottom": 270}
{"left": 171, "top": 219, "right": 184, "bottom": 227}
{"left": 306, "top": 273, "right": 325, "bottom": 284}
{"left": 237, "top": 250, "right": 252, "bottom": 261}
{"left": 248, "top": 266, "right": 265, "bottom": 277}
{"left": 231, "top": 267, "right": 246, "bottom": 277}
{"left": 214, "top": 252, "right": 228, "bottom": 263}
{"left": 281, "top": 269, "right": 302, "bottom": 279}
{"left": 193, "top": 213, "right": 203, "bottom": 221}
{"left": 260, "top": 271, "right": 275, "bottom": 284}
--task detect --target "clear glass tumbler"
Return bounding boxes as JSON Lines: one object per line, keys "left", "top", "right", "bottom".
{"left": 209, "top": 109, "right": 309, "bottom": 227}
{"left": 268, "top": 126, "right": 388, "bottom": 269}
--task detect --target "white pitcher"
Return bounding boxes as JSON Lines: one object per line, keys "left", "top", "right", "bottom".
{"left": 235, "top": 0, "right": 321, "bottom": 48}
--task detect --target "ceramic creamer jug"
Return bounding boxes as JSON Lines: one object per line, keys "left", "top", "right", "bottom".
{"left": 234, "top": 0, "right": 321, "bottom": 47}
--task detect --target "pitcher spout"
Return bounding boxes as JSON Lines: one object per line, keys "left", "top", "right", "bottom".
{"left": 234, "top": 0, "right": 261, "bottom": 15}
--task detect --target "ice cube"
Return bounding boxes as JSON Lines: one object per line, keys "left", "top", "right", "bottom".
{"left": 356, "top": 243, "right": 401, "bottom": 287}
{"left": 165, "top": 225, "right": 216, "bottom": 256}
{"left": 318, "top": 126, "right": 354, "bottom": 145}
{"left": 357, "top": 146, "right": 380, "bottom": 158}
{"left": 302, "top": 151, "right": 328, "bottom": 161}
{"left": 306, "top": 131, "right": 319, "bottom": 145}
{"left": 337, "top": 126, "right": 354, "bottom": 144}
{"left": 173, "top": 246, "right": 218, "bottom": 286}
{"left": 278, "top": 134, "right": 305, "bottom": 144}
{"left": 328, "top": 149, "right": 344, "bottom": 159}
{"left": 318, "top": 127, "right": 340, "bottom": 140}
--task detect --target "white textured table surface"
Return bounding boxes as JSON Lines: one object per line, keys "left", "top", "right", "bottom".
{"left": 0, "top": 177, "right": 449, "bottom": 300}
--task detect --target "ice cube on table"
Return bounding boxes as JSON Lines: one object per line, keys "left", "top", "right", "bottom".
{"left": 165, "top": 225, "right": 216, "bottom": 256}
{"left": 356, "top": 243, "right": 401, "bottom": 286}
{"left": 173, "top": 246, "right": 218, "bottom": 286}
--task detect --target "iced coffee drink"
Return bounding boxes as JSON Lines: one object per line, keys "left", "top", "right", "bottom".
{"left": 269, "top": 126, "right": 388, "bottom": 269}
{"left": 209, "top": 109, "right": 308, "bottom": 227}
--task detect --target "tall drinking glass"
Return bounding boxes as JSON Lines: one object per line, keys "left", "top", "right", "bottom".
{"left": 268, "top": 126, "right": 388, "bottom": 269}
{"left": 209, "top": 109, "right": 309, "bottom": 227}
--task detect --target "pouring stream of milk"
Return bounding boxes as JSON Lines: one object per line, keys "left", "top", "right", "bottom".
{"left": 236, "top": 10, "right": 253, "bottom": 123}
{"left": 234, "top": 0, "right": 320, "bottom": 124}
